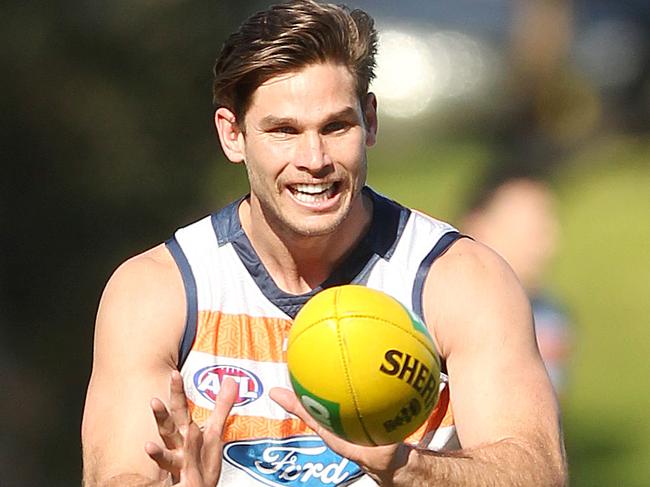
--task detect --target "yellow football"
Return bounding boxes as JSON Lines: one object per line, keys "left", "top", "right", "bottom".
{"left": 287, "top": 285, "right": 440, "bottom": 446}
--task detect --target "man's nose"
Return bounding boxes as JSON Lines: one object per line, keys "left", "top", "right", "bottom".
{"left": 296, "top": 131, "right": 331, "bottom": 172}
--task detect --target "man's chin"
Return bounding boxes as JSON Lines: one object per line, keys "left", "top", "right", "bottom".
{"left": 287, "top": 224, "right": 339, "bottom": 238}
{"left": 282, "top": 214, "right": 346, "bottom": 238}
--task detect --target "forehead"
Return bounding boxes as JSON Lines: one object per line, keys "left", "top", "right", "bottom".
{"left": 246, "top": 63, "right": 360, "bottom": 121}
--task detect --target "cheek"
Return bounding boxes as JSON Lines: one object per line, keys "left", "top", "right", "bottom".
{"left": 247, "top": 139, "right": 293, "bottom": 172}
{"left": 326, "top": 138, "right": 365, "bottom": 167}
{"left": 341, "top": 148, "right": 367, "bottom": 173}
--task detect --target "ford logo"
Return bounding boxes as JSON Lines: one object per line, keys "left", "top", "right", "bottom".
{"left": 223, "top": 436, "right": 363, "bottom": 486}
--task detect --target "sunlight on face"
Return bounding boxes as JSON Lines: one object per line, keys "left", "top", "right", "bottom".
{"left": 240, "top": 63, "right": 376, "bottom": 238}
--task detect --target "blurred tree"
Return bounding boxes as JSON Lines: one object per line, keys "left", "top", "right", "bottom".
{"left": 1, "top": 1, "right": 267, "bottom": 483}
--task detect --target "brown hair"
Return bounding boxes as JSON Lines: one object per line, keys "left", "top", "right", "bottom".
{"left": 212, "top": 0, "right": 377, "bottom": 124}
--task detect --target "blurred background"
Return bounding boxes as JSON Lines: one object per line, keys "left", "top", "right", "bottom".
{"left": 1, "top": 0, "right": 649, "bottom": 485}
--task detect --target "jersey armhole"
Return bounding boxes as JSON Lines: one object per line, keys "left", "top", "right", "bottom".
{"left": 412, "top": 231, "right": 469, "bottom": 373}
{"left": 165, "top": 237, "right": 198, "bottom": 369}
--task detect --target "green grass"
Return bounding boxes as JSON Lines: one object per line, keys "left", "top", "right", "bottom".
{"left": 553, "top": 140, "right": 650, "bottom": 486}
{"left": 368, "top": 137, "right": 490, "bottom": 221}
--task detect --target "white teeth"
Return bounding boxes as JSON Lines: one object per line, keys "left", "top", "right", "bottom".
{"left": 294, "top": 192, "right": 322, "bottom": 203}
{"left": 292, "top": 183, "right": 333, "bottom": 194}
{"left": 291, "top": 183, "right": 336, "bottom": 203}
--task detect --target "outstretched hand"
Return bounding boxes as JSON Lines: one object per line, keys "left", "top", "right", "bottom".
{"left": 269, "top": 387, "right": 412, "bottom": 485}
{"left": 145, "top": 371, "right": 238, "bottom": 486}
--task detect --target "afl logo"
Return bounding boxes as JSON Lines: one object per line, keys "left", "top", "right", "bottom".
{"left": 193, "top": 365, "right": 263, "bottom": 407}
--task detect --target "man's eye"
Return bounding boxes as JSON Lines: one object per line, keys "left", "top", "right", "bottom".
{"left": 273, "top": 126, "right": 298, "bottom": 135}
{"left": 323, "top": 121, "right": 349, "bottom": 134}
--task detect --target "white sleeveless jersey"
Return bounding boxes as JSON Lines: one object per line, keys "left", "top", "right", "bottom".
{"left": 167, "top": 187, "right": 461, "bottom": 487}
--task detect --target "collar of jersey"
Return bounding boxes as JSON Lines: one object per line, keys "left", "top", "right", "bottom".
{"left": 210, "top": 186, "right": 409, "bottom": 318}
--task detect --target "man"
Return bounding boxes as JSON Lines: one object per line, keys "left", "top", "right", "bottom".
{"left": 82, "top": 1, "right": 567, "bottom": 485}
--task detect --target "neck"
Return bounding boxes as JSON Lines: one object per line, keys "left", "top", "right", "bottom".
{"left": 239, "top": 192, "right": 373, "bottom": 294}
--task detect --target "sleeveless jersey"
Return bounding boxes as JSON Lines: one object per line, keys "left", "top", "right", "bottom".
{"left": 167, "top": 187, "right": 461, "bottom": 487}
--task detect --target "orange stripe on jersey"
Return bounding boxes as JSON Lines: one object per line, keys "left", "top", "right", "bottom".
{"left": 189, "top": 401, "right": 313, "bottom": 441}
{"left": 194, "top": 311, "right": 293, "bottom": 362}
{"left": 223, "top": 415, "right": 313, "bottom": 442}
{"left": 404, "top": 385, "right": 453, "bottom": 444}
{"left": 189, "top": 386, "right": 454, "bottom": 444}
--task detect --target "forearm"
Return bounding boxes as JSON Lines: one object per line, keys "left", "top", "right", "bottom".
{"left": 84, "top": 473, "right": 171, "bottom": 487}
{"left": 382, "top": 438, "right": 566, "bottom": 487}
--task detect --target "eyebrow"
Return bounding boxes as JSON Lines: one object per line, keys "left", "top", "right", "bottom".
{"left": 258, "top": 115, "right": 299, "bottom": 130}
{"left": 324, "top": 106, "right": 360, "bottom": 123}
{"left": 258, "top": 106, "right": 360, "bottom": 130}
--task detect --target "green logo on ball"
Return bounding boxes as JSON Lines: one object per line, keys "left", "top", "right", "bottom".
{"left": 290, "top": 374, "right": 345, "bottom": 438}
{"left": 401, "top": 304, "right": 430, "bottom": 337}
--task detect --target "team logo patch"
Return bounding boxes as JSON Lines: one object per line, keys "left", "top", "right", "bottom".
{"left": 223, "top": 436, "right": 363, "bottom": 487}
{"left": 193, "top": 364, "right": 263, "bottom": 407}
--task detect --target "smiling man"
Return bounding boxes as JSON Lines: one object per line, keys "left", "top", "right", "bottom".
{"left": 81, "top": 1, "right": 567, "bottom": 486}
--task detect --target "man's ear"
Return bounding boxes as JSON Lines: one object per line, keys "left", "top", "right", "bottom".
{"left": 364, "top": 93, "right": 378, "bottom": 147}
{"left": 215, "top": 107, "right": 245, "bottom": 163}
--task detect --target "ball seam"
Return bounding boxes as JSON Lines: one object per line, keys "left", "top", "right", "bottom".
{"left": 333, "top": 289, "right": 378, "bottom": 446}
{"left": 290, "top": 315, "right": 438, "bottom": 366}
{"left": 346, "top": 314, "right": 438, "bottom": 358}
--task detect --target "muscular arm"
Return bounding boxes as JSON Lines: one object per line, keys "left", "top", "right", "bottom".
{"left": 390, "top": 239, "right": 566, "bottom": 485}
{"left": 82, "top": 245, "right": 186, "bottom": 486}
{"left": 272, "top": 239, "right": 566, "bottom": 486}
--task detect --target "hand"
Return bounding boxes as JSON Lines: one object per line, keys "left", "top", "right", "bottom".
{"left": 270, "top": 387, "right": 412, "bottom": 486}
{"left": 144, "top": 371, "right": 238, "bottom": 486}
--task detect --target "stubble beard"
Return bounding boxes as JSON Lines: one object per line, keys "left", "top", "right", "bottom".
{"left": 257, "top": 192, "right": 351, "bottom": 239}
{"left": 246, "top": 157, "right": 367, "bottom": 241}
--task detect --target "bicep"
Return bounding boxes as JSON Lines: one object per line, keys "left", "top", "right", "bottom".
{"left": 447, "top": 315, "right": 557, "bottom": 449}
{"left": 82, "top": 362, "right": 173, "bottom": 483}
{"left": 82, "top": 250, "right": 185, "bottom": 484}
{"left": 426, "top": 240, "right": 560, "bottom": 449}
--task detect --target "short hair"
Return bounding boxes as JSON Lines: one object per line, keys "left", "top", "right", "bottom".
{"left": 212, "top": 0, "right": 378, "bottom": 124}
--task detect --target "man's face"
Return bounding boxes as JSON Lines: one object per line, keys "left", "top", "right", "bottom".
{"left": 239, "top": 62, "right": 377, "bottom": 238}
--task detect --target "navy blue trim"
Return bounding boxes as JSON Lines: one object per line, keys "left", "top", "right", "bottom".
{"left": 350, "top": 190, "right": 410, "bottom": 285}
{"left": 360, "top": 189, "right": 410, "bottom": 260}
{"left": 412, "top": 231, "right": 468, "bottom": 375}
{"left": 208, "top": 187, "right": 409, "bottom": 319}
{"left": 412, "top": 231, "right": 466, "bottom": 320}
{"left": 165, "top": 237, "right": 198, "bottom": 369}
{"left": 211, "top": 197, "right": 246, "bottom": 246}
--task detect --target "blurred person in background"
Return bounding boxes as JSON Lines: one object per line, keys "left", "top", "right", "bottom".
{"left": 462, "top": 176, "right": 573, "bottom": 398}
{"left": 81, "top": 1, "right": 566, "bottom": 486}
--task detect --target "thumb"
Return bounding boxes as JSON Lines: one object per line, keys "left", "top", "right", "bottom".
{"left": 269, "top": 387, "right": 356, "bottom": 454}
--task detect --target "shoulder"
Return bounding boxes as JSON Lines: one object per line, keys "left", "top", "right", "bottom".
{"left": 429, "top": 237, "right": 523, "bottom": 289}
{"left": 423, "top": 238, "right": 533, "bottom": 358}
{"left": 104, "top": 244, "right": 181, "bottom": 297}
{"left": 100, "top": 244, "right": 184, "bottom": 320}
{"left": 95, "top": 243, "right": 186, "bottom": 367}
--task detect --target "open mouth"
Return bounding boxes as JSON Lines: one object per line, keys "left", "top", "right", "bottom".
{"left": 289, "top": 182, "right": 340, "bottom": 203}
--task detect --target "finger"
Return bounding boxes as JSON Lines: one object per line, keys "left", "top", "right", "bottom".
{"left": 183, "top": 421, "right": 204, "bottom": 462}
{"left": 150, "top": 397, "right": 184, "bottom": 450}
{"left": 203, "top": 377, "right": 239, "bottom": 469}
{"left": 205, "top": 376, "right": 238, "bottom": 437}
{"left": 269, "top": 387, "right": 318, "bottom": 428}
{"left": 270, "top": 387, "right": 359, "bottom": 454}
{"left": 181, "top": 422, "right": 206, "bottom": 485}
{"left": 144, "top": 441, "right": 182, "bottom": 474}
{"left": 169, "top": 370, "right": 191, "bottom": 433}
{"left": 270, "top": 387, "right": 405, "bottom": 472}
